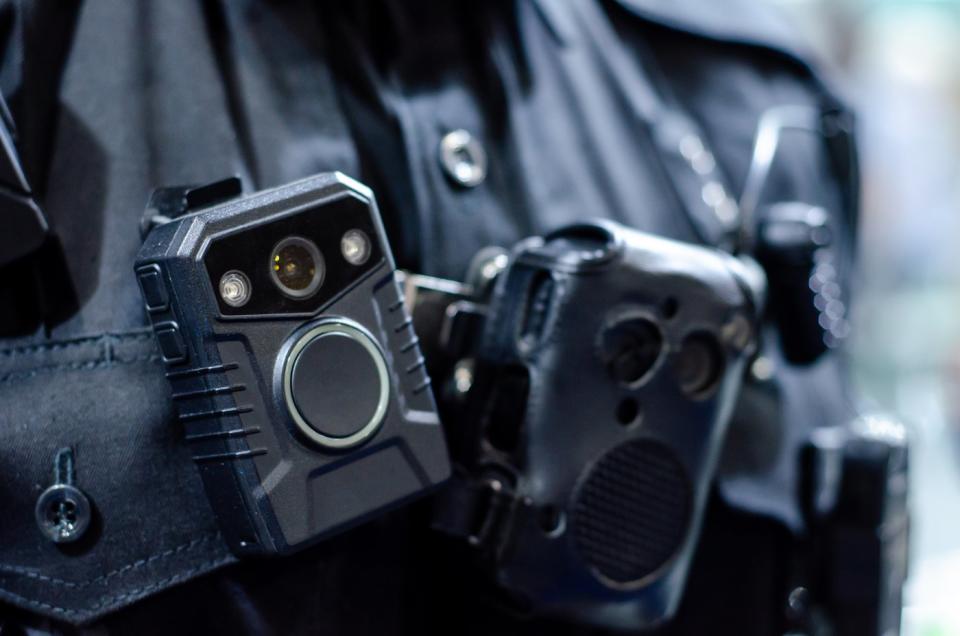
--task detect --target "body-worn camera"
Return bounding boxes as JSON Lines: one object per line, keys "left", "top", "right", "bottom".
{"left": 135, "top": 172, "right": 450, "bottom": 555}
{"left": 421, "top": 221, "right": 766, "bottom": 629}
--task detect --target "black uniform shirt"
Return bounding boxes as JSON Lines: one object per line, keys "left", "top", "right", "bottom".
{"left": 0, "top": 1, "right": 857, "bottom": 633}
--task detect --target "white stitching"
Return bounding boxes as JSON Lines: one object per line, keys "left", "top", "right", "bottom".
{"left": 0, "top": 534, "right": 222, "bottom": 589}
{"left": 0, "top": 330, "right": 154, "bottom": 359}
{"left": 0, "top": 553, "right": 234, "bottom": 619}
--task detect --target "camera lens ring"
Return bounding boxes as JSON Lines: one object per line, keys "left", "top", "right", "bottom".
{"left": 269, "top": 236, "right": 325, "bottom": 299}
{"left": 281, "top": 319, "right": 390, "bottom": 450}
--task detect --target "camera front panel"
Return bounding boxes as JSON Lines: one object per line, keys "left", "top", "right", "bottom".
{"left": 202, "top": 193, "right": 384, "bottom": 317}
{"left": 135, "top": 173, "right": 450, "bottom": 555}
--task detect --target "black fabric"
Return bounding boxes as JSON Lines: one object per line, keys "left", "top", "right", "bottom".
{"left": 0, "top": 0, "right": 859, "bottom": 632}
{"left": 0, "top": 331, "right": 233, "bottom": 622}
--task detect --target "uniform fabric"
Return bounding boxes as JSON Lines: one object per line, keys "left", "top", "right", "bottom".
{"left": 0, "top": 0, "right": 857, "bottom": 633}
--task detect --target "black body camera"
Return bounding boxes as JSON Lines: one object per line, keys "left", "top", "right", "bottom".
{"left": 424, "top": 222, "right": 766, "bottom": 629}
{"left": 135, "top": 172, "right": 450, "bottom": 555}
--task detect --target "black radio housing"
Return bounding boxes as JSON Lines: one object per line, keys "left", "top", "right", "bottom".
{"left": 135, "top": 172, "right": 450, "bottom": 555}
{"left": 429, "top": 221, "right": 766, "bottom": 629}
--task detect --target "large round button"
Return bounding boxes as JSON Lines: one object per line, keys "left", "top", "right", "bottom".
{"left": 282, "top": 321, "right": 390, "bottom": 449}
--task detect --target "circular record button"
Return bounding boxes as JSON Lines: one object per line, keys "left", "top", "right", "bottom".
{"left": 283, "top": 321, "right": 390, "bottom": 449}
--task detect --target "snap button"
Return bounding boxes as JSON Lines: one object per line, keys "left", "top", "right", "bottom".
{"left": 35, "top": 448, "right": 91, "bottom": 544}
{"left": 439, "top": 129, "right": 487, "bottom": 188}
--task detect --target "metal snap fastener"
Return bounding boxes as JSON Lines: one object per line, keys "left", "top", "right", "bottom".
{"left": 35, "top": 447, "right": 91, "bottom": 544}
{"left": 465, "top": 245, "right": 509, "bottom": 292}
{"left": 439, "top": 129, "right": 487, "bottom": 188}
{"left": 452, "top": 359, "right": 475, "bottom": 396}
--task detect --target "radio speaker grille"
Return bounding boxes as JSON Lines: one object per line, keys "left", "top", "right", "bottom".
{"left": 572, "top": 439, "right": 691, "bottom": 585}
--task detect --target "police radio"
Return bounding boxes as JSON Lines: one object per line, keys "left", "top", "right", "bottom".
{"left": 419, "top": 221, "right": 767, "bottom": 628}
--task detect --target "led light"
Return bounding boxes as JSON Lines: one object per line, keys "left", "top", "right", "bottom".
{"left": 341, "top": 229, "right": 371, "bottom": 265}
{"left": 219, "top": 270, "right": 251, "bottom": 307}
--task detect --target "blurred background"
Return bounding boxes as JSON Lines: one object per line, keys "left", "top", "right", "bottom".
{"left": 761, "top": 1, "right": 960, "bottom": 634}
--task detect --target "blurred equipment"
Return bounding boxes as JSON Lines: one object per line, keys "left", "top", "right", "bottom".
{"left": 799, "top": 415, "right": 910, "bottom": 636}
{"left": 740, "top": 105, "right": 856, "bottom": 364}
{"left": 419, "top": 220, "right": 766, "bottom": 629}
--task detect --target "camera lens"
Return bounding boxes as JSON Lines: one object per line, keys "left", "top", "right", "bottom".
{"left": 270, "top": 237, "right": 324, "bottom": 299}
